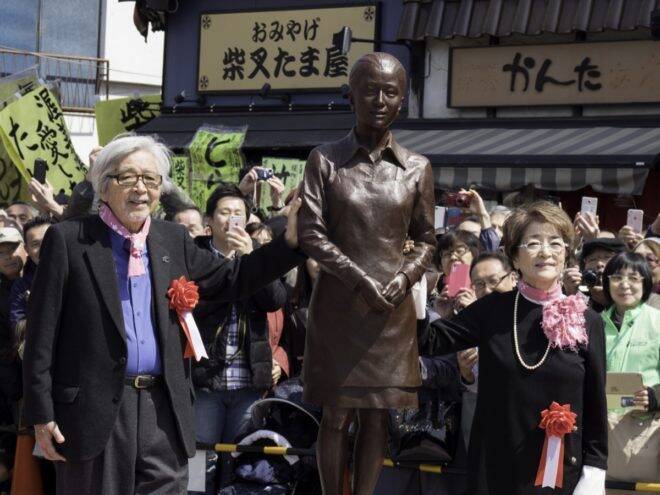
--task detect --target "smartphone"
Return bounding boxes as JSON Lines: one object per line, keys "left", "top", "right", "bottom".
{"left": 620, "top": 397, "right": 635, "bottom": 408}
{"left": 446, "top": 263, "right": 471, "bottom": 298}
{"left": 228, "top": 215, "right": 245, "bottom": 231}
{"left": 434, "top": 206, "right": 447, "bottom": 230}
{"left": 580, "top": 196, "right": 598, "bottom": 217}
{"left": 33, "top": 158, "right": 48, "bottom": 184}
{"left": 627, "top": 209, "right": 644, "bottom": 234}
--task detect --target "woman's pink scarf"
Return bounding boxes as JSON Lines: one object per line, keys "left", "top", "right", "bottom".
{"left": 518, "top": 280, "right": 588, "bottom": 352}
{"left": 99, "top": 203, "right": 151, "bottom": 278}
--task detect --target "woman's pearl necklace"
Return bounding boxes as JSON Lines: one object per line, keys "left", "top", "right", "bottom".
{"left": 513, "top": 291, "right": 552, "bottom": 371}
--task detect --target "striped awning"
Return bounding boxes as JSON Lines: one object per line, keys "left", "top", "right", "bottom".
{"left": 392, "top": 126, "right": 658, "bottom": 194}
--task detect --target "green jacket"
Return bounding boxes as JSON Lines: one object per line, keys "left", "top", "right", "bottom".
{"left": 602, "top": 303, "right": 660, "bottom": 389}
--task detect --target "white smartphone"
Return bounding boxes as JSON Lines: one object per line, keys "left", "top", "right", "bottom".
{"left": 580, "top": 196, "right": 598, "bottom": 217}
{"left": 228, "top": 215, "right": 245, "bottom": 230}
{"left": 627, "top": 209, "right": 644, "bottom": 234}
{"left": 434, "top": 206, "right": 446, "bottom": 230}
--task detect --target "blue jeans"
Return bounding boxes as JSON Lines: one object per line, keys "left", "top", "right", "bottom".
{"left": 194, "top": 388, "right": 261, "bottom": 491}
{"left": 194, "top": 388, "right": 261, "bottom": 444}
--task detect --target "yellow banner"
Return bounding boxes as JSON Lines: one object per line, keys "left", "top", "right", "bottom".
{"left": 0, "top": 86, "right": 85, "bottom": 197}
{"left": 188, "top": 127, "right": 246, "bottom": 210}
{"left": 258, "top": 157, "right": 305, "bottom": 211}
{"left": 198, "top": 5, "right": 376, "bottom": 92}
{"left": 95, "top": 95, "right": 161, "bottom": 146}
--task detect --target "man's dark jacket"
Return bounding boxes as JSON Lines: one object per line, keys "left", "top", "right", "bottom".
{"left": 22, "top": 215, "right": 303, "bottom": 462}
{"left": 192, "top": 235, "right": 287, "bottom": 391}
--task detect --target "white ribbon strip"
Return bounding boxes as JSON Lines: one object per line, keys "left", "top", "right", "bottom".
{"left": 183, "top": 311, "right": 208, "bottom": 361}
{"left": 542, "top": 435, "right": 562, "bottom": 488}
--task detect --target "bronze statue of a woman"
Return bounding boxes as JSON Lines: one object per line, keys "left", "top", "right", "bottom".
{"left": 297, "top": 53, "right": 436, "bottom": 495}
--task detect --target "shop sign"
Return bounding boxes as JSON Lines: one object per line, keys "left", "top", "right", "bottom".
{"left": 197, "top": 5, "right": 376, "bottom": 92}
{"left": 449, "top": 41, "right": 660, "bottom": 107}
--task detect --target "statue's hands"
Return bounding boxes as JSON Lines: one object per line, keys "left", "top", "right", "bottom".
{"left": 358, "top": 276, "right": 394, "bottom": 312}
{"left": 381, "top": 272, "right": 408, "bottom": 306}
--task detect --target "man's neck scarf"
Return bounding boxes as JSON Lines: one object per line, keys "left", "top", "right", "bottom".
{"left": 99, "top": 202, "right": 150, "bottom": 277}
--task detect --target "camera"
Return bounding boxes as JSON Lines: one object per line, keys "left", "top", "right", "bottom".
{"left": 582, "top": 270, "right": 601, "bottom": 288}
{"left": 256, "top": 168, "right": 274, "bottom": 181}
{"left": 442, "top": 191, "right": 471, "bottom": 208}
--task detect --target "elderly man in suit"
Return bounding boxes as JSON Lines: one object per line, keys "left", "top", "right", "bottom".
{"left": 22, "top": 135, "right": 304, "bottom": 494}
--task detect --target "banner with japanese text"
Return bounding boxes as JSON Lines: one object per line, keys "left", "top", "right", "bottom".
{"left": 197, "top": 5, "right": 376, "bottom": 92}
{"left": 188, "top": 127, "right": 246, "bottom": 210}
{"left": 170, "top": 154, "right": 191, "bottom": 194}
{"left": 95, "top": 95, "right": 161, "bottom": 145}
{"left": 0, "top": 67, "right": 40, "bottom": 111}
{"left": 0, "top": 85, "right": 86, "bottom": 198}
{"left": 0, "top": 143, "right": 28, "bottom": 205}
{"left": 258, "top": 156, "right": 305, "bottom": 211}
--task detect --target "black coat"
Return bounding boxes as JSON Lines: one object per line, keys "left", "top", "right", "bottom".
{"left": 22, "top": 215, "right": 303, "bottom": 462}
{"left": 419, "top": 289, "right": 608, "bottom": 495}
{"left": 192, "top": 236, "right": 288, "bottom": 391}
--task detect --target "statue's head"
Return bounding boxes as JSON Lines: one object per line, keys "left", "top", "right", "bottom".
{"left": 348, "top": 52, "right": 406, "bottom": 132}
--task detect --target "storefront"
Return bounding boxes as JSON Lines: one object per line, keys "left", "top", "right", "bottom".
{"left": 138, "top": 0, "right": 410, "bottom": 157}
{"left": 395, "top": 0, "right": 660, "bottom": 228}
{"left": 136, "top": 0, "right": 659, "bottom": 227}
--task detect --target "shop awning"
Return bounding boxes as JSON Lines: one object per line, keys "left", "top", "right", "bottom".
{"left": 398, "top": 0, "right": 658, "bottom": 41}
{"left": 136, "top": 111, "right": 354, "bottom": 151}
{"left": 392, "top": 126, "right": 659, "bottom": 194}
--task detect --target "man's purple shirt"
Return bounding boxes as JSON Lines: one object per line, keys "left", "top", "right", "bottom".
{"left": 109, "top": 230, "right": 162, "bottom": 375}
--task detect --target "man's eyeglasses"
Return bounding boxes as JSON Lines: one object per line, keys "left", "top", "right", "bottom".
{"left": 473, "top": 272, "right": 512, "bottom": 292}
{"left": 517, "top": 240, "right": 567, "bottom": 254}
{"left": 441, "top": 245, "right": 470, "bottom": 259}
{"left": 608, "top": 274, "right": 644, "bottom": 285}
{"left": 108, "top": 173, "right": 163, "bottom": 189}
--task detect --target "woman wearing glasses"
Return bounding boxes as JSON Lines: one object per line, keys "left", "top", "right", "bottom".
{"left": 601, "top": 252, "right": 659, "bottom": 483}
{"left": 432, "top": 230, "right": 479, "bottom": 319}
{"left": 419, "top": 201, "right": 607, "bottom": 495}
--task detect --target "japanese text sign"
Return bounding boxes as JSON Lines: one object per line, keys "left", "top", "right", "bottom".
{"left": 197, "top": 5, "right": 376, "bottom": 92}
{"left": 0, "top": 85, "right": 85, "bottom": 198}
{"left": 188, "top": 127, "right": 246, "bottom": 210}
{"left": 95, "top": 95, "right": 161, "bottom": 146}
{"left": 258, "top": 156, "right": 306, "bottom": 211}
{"left": 449, "top": 41, "right": 660, "bottom": 107}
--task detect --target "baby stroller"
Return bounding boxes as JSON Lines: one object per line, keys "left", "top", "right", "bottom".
{"left": 219, "top": 378, "right": 322, "bottom": 495}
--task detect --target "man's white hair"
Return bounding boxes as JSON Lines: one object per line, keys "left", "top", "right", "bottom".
{"left": 90, "top": 134, "right": 172, "bottom": 195}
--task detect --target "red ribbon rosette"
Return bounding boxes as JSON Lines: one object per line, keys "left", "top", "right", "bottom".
{"left": 534, "top": 402, "right": 577, "bottom": 489}
{"left": 167, "top": 277, "right": 207, "bottom": 360}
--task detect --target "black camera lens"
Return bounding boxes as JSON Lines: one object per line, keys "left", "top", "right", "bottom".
{"left": 582, "top": 270, "right": 601, "bottom": 288}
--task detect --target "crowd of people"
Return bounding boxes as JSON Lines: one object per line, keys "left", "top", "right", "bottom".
{"left": 0, "top": 134, "right": 657, "bottom": 495}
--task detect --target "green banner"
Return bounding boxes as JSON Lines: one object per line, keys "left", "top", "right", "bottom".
{"left": 187, "top": 127, "right": 246, "bottom": 210}
{"left": 170, "top": 154, "right": 191, "bottom": 194}
{"left": 0, "top": 143, "right": 28, "bottom": 205}
{"left": 0, "top": 85, "right": 85, "bottom": 197}
{"left": 0, "top": 67, "right": 39, "bottom": 111}
{"left": 259, "top": 156, "right": 306, "bottom": 211}
{"left": 95, "top": 94, "right": 161, "bottom": 146}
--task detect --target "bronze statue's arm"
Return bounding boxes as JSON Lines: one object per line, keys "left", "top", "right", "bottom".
{"left": 297, "top": 149, "right": 366, "bottom": 289}
{"left": 399, "top": 160, "right": 436, "bottom": 287}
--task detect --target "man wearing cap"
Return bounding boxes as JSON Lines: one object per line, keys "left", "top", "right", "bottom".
{"left": 0, "top": 227, "right": 28, "bottom": 424}
{"left": 563, "top": 238, "right": 627, "bottom": 312}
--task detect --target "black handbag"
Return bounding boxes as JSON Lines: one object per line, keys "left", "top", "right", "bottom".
{"left": 388, "top": 398, "right": 460, "bottom": 464}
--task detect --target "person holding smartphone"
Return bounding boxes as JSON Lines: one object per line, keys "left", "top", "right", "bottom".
{"left": 192, "top": 184, "right": 289, "bottom": 488}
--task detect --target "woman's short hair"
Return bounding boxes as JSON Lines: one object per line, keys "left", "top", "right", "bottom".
{"left": 602, "top": 251, "right": 654, "bottom": 306}
{"left": 435, "top": 230, "right": 479, "bottom": 267}
{"left": 90, "top": 134, "right": 171, "bottom": 195}
{"left": 502, "top": 201, "right": 574, "bottom": 261}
